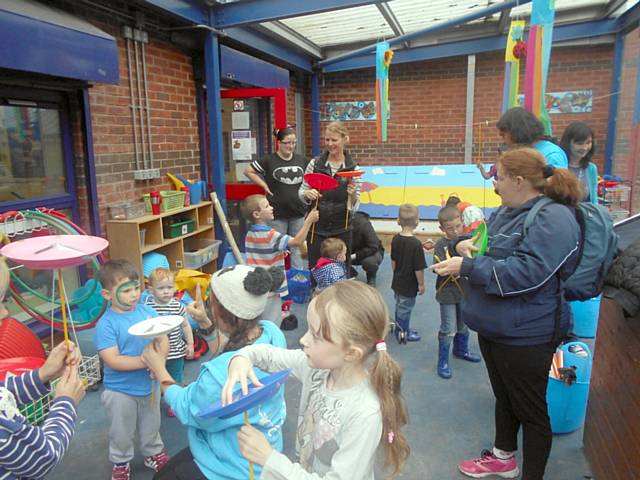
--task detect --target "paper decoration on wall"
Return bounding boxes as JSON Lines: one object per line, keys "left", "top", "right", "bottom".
{"left": 502, "top": 20, "right": 526, "bottom": 112}
{"left": 517, "top": 90, "right": 593, "bottom": 113}
{"left": 319, "top": 101, "right": 379, "bottom": 121}
{"left": 525, "top": 0, "right": 556, "bottom": 135}
{"left": 376, "top": 42, "right": 393, "bottom": 143}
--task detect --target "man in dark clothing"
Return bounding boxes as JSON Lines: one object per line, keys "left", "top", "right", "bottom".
{"left": 349, "top": 212, "right": 384, "bottom": 286}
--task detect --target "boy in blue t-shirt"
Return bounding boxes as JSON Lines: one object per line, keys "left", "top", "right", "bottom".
{"left": 95, "top": 259, "right": 170, "bottom": 479}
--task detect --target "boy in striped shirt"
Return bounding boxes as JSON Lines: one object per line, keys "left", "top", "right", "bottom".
{"left": 0, "top": 259, "right": 86, "bottom": 480}
{"left": 241, "top": 194, "right": 318, "bottom": 326}
{"left": 144, "top": 268, "right": 194, "bottom": 416}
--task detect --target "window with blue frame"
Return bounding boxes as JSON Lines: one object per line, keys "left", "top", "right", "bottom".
{"left": 0, "top": 99, "right": 67, "bottom": 204}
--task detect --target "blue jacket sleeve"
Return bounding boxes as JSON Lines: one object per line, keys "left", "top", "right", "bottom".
{"left": 460, "top": 205, "right": 580, "bottom": 297}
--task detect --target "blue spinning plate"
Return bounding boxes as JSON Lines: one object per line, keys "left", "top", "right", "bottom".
{"left": 198, "top": 369, "right": 291, "bottom": 419}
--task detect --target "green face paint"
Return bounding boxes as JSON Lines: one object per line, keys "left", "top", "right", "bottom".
{"left": 115, "top": 280, "right": 140, "bottom": 308}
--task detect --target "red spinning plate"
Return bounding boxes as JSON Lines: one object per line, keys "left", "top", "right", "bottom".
{"left": 0, "top": 235, "right": 109, "bottom": 270}
{"left": 335, "top": 170, "right": 364, "bottom": 179}
{"left": 304, "top": 173, "right": 339, "bottom": 191}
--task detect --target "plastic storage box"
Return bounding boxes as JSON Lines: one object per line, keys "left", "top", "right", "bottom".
{"left": 183, "top": 238, "right": 222, "bottom": 269}
{"left": 108, "top": 201, "right": 146, "bottom": 220}
{"left": 547, "top": 341, "right": 593, "bottom": 434}
{"left": 570, "top": 294, "right": 601, "bottom": 338}
{"left": 143, "top": 191, "right": 186, "bottom": 214}
{"left": 164, "top": 218, "right": 195, "bottom": 238}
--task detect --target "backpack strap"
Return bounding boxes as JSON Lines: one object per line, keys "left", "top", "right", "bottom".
{"left": 522, "top": 196, "right": 555, "bottom": 236}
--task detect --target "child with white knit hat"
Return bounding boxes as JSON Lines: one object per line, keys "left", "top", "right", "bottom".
{"left": 142, "top": 264, "right": 288, "bottom": 480}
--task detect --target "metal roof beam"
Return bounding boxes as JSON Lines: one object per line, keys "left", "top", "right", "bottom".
{"left": 323, "top": 19, "right": 619, "bottom": 72}
{"left": 213, "top": 0, "right": 389, "bottom": 29}
{"left": 140, "top": 0, "right": 207, "bottom": 24}
{"left": 254, "top": 21, "right": 323, "bottom": 59}
{"left": 616, "top": 0, "right": 640, "bottom": 32}
{"left": 376, "top": 2, "right": 408, "bottom": 48}
{"left": 497, "top": 8, "right": 513, "bottom": 34}
{"left": 318, "top": 0, "right": 532, "bottom": 68}
{"left": 602, "top": 0, "right": 629, "bottom": 18}
{"left": 224, "top": 26, "right": 313, "bottom": 71}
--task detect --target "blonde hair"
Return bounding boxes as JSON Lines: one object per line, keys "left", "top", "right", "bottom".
{"left": 0, "top": 258, "right": 9, "bottom": 301}
{"left": 241, "top": 194, "right": 267, "bottom": 223}
{"left": 148, "top": 267, "right": 174, "bottom": 285}
{"left": 498, "top": 147, "right": 584, "bottom": 206}
{"left": 398, "top": 203, "right": 419, "bottom": 228}
{"left": 325, "top": 121, "right": 349, "bottom": 138}
{"left": 320, "top": 237, "right": 346, "bottom": 260}
{"left": 314, "top": 282, "right": 410, "bottom": 475}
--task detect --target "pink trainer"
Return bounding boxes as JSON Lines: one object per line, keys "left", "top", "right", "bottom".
{"left": 458, "top": 450, "right": 520, "bottom": 478}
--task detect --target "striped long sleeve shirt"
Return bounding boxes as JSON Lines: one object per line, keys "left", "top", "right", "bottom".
{"left": 0, "top": 370, "right": 77, "bottom": 480}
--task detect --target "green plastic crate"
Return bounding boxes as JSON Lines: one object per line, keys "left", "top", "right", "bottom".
{"left": 143, "top": 190, "right": 186, "bottom": 213}
{"left": 164, "top": 218, "right": 195, "bottom": 238}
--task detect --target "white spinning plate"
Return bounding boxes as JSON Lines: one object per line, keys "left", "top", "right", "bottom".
{"left": 128, "top": 315, "right": 183, "bottom": 338}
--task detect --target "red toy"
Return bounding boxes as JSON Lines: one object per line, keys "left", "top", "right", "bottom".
{"left": 303, "top": 173, "right": 339, "bottom": 243}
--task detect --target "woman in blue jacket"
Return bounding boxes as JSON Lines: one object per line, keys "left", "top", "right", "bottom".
{"left": 433, "top": 147, "right": 583, "bottom": 480}
{"left": 560, "top": 122, "right": 599, "bottom": 204}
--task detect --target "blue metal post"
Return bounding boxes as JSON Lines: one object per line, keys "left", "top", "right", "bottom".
{"left": 195, "top": 81, "right": 211, "bottom": 189}
{"left": 605, "top": 33, "right": 624, "bottom": 175}
{"left": 204, "top": 23, "right": 226, "bottom": 242}
{"left": 311, "top": 72, "right": 320, "bottom": 157}
{"left": 80, "top": 89, "right": 102, "bottom": 235}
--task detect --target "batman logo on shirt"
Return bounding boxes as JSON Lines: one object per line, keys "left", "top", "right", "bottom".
{"left": 273, "top": 165, "right": 304, "bottom": 185}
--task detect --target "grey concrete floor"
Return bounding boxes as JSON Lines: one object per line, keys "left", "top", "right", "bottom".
{"left": 49, "top": 255, "right": 593, "bottom": 479}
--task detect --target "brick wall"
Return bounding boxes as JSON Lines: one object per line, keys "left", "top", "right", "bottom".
{"left": 613, "top": 28, "right": 639, "bottom": 214}
{"left": 84, "top": 25, "right": 200, "bottom": 232}
{"left": 313, "top": 45, "right": 614, "bottom": 171}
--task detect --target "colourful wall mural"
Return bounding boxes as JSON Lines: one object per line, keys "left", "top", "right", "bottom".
{"left": 358, "top": 164, "right": 502, "bottom": 220}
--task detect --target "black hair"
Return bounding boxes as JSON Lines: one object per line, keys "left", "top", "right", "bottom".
{"left": 97, "top": 259, "right": 139, "bottom": 289}
{"left": 496, "top": 107, "right": 545, "bottom": 145}
{"left": 273, "top": 127, "right": 296, "bottom": 142}
{"left": 560, "top": 122, "right": 595, "bottom": 168}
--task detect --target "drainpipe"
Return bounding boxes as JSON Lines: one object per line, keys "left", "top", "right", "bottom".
{"left": 133, "top": 35, "right": 148, "bottom": 170}
{"left": 141, "top": 37, "right": 154, "bottom": 170}
{"left": 124, "top": 30, "right": 140, "bottom": 170}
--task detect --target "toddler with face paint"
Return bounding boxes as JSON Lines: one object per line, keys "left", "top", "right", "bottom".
{"left": 94, "top": 259, "right": 170, "bottom": 479}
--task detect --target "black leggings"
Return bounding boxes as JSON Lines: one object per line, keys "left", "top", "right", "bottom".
{"left": 479, "top": 335, "right": 558, "bottom": 480}
{"left": 153, "top": 447, "right": 207, "bottom": 480}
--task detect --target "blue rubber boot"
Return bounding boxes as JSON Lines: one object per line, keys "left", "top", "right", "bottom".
{"left": 452, "top": 333, "right": 481, "bottom": 362}
{"left": 437, "top": 341, "right": 452, "bottom": 379}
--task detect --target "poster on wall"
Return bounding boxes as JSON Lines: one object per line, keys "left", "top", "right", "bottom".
{"left": 232, "top": 111, "right": 250, "bottom": 129}
{"left": 231, "top": 130, "right": 252, "bottom": 160}
{"left": 319, "top": 101, "right": 389, "bottom": 121}
{"left": 517, "top": 90, "right": 593, "bottom": 113}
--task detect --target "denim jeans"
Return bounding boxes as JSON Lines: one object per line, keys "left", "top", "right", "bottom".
{"left": 269, "top": 217, "right": 305, "bottom": 270}
{"left": 438, "top": 303, "right": 469, "bottom": 345}
{"left": 394, "top": 294, "right": 416, "bottom": 331}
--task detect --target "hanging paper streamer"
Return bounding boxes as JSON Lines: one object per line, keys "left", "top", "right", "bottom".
{"left": 524, "top": 0, "right": 556, "bottom": 135}
{"left": 375, "top": 42, "right": 393, "bottom": 143}
{"left": 502, "top": 20, "right": 526, "bottom": 112}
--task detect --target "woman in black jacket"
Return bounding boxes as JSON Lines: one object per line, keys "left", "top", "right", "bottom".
{"left": 298, "top": 121, "right": 361, "bottom": 272}
{"left": 433, "top": 147, "right": 583, "bottom": 480}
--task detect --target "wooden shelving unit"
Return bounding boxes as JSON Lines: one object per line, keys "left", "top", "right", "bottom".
{"left": 106, "top": 201, "right": 217, "bottom": 278}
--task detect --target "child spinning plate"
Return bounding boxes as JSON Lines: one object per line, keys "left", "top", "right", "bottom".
{"left": 128, "top": 315, "right": 183, "bottom": 338}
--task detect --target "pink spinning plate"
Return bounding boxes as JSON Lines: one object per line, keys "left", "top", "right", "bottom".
{"left": 0, "top": 235, "right": 108, "bottom": 270}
